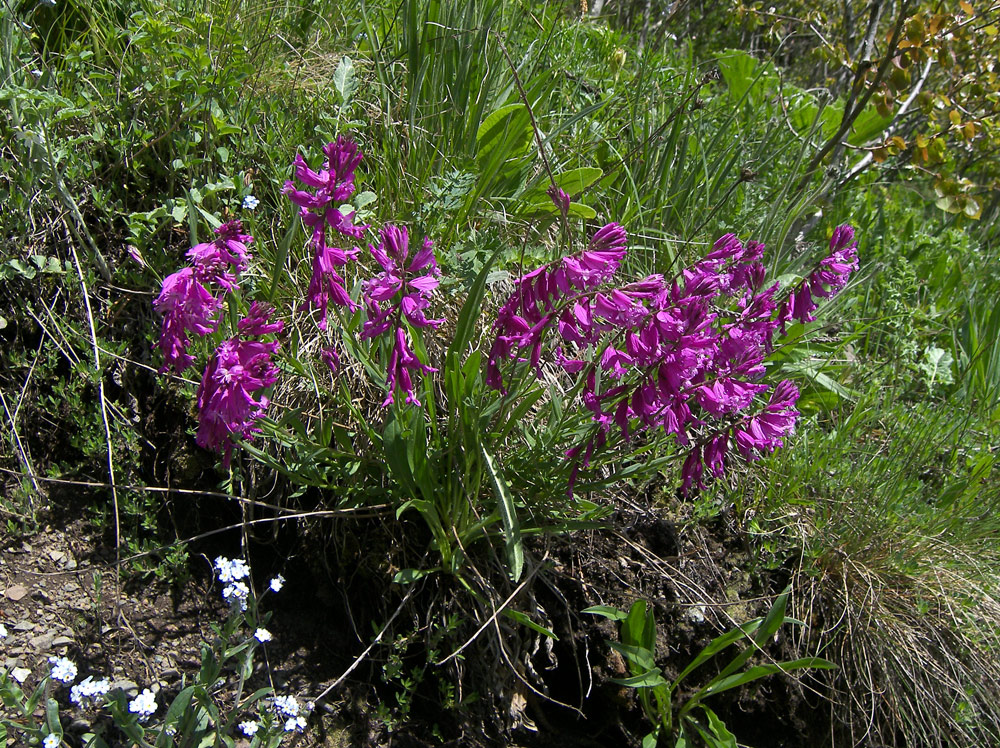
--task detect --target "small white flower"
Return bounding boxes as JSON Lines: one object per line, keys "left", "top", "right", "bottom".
{"left": 0, "top": 623, "right": 7, "bottom": 638}
{"left": 284, "top": 715, "right": 307, "bottom": 732}
{"left": 43, "top": 734, "right": 60, "bottom": 748}
{"left": 39, "top": 0, "right": 57, "bottom": 6}
{"left": 48, "top": 656, "right": 77, "bottom": 683}
{"left": 214, "top": 556, "right": 250, "bottom": 584}
{"left": 70, "top": 675, "right": 110, "bottom": 706}
{"left": 30, "top": 69, "right": 43, "bottom": 78}
{"left": 242, "top": 195, "right": 259, "bottom": 210}
{"left": 223, "top": 580, "right": 250, "bottom": 610}
{"left": 273, "top": 694, "right": 299, "bottom": 717}
{"left": 269, "top": 575, "right": 285, "bottom": 592}
{"left": 128, "top": 688, "right": 156, "bottom": 720}
{"left": 254, "top": 628, "right": 272, "bottom": 643}
{"left": 239, "top": 720, "right": 259, "bottom": 737}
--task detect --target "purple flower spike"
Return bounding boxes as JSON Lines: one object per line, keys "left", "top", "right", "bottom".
{"left": 187, "top": 220, "right": 253, "bottom": 290}
{"left": 238, "top": 302, "right": 284, "bottom": 337}
{"left": 303, "top": 243, "right": 359, "bottom": 329}
{"left": 196, "top": 338, "right": 280, "bottom": 466}
{"left": 154, "top": 268, "right": 221, "bottom": 373}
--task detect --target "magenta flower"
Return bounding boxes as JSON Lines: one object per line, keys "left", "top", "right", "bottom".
{"left": 154, "top": 268, "right": 221, "bottom": 373}
{"left": 780, "top": 224, "right": 859, "bottom": 326}
{"left": 303, "top": 243, "right": 359, "bottom": 329}
{"left": 547, "top": 184, "right": 570, "bottom": 217}
{"left": 187, "top": 220, "right": 253, "bottom": 291}
{"left": 360, "top": 225, "right": 442, "bottom": 406}
{"left": 238, "top": 302, "right": 284, "bottom": 337}
{"left": 284, "top": 137, "right": 368, "bottom": 242}
{"left": 196, "top": 338, "right": 280, "bottom": 466}
{"left": 321, "top": 346, "right": 340, "bottom": 375}
{"left": 733, "top": 380, "right": 800, "bottom": 460}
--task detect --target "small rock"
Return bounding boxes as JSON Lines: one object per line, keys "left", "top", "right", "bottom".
{"left": 30, "top": 633, "right": 54, "bottom": 650}
{"left": 10, "top": 667, "right": 31, "bottom": 683}
{"left": 5, "top": 584, "right": 28, "bottom": 601}
{"left": 111, "top": 679, "right": 139, "bottom": 697}
{"left": 20, "top": 543, "right": 32, "bottom": 553}
{"left": 48, "top": 550, "right": 65, "bottom": 563}
{"left": 12, "top": 621, "right": 34, "bottom": 632}
{"left": 63, "top": 582, "right": 80, "bottom": 592}
{"left": 52, "top": 636, "right": 74, "bottom": 646}
{"left": 66, "top": 559, "right": 78, "bottom": 570}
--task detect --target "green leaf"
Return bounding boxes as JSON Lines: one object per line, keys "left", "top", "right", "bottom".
{"left": 607, "top": 641, "right": 657, "bottom": 672}
{"left": 700, "top": 706, "right": 738, "bottom": 748}
{"left": 702, "top": 658, "right": 836, "bottom": 698}
{"left": 611, "top": 668, "right": 670, "bottom": 689}
{"left": 521, "top": 167, "right": 604, "bottom": 203}
{"left": 393, "top": 568, "right": 433, "bottom": 585}
{"left": 521, "top": 199, "right": 598, "bottom": 219}
{"left": 45, "top": 697, "right": 61, "bottom": 734}
{"left": 447, "top": 243, "right": 504, "bottom": 361}
{"left": 674, "top": 619, "right": 764, "bottom": 685}
{"left": 482, "top": 445, "right": 524, "bottom": 582}
{"left": 503, "top": 608, "right": 557, "bottom": 639}
{"left": 333, "top": 56, "right": 357, "bottom": 105}
{"left": 581, "top": 605, "right": 628, "bottom": 621}
{"left": 847, "top": 104, "right": 893, "bottom": 145}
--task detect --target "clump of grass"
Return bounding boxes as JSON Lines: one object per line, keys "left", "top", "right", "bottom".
{"left": 761, "top": 389, "right": 1000, "bottom": 746}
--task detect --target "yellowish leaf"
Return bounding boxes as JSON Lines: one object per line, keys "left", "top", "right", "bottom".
{"left": 960, "top": 0, "right": 974, "bottom": 15}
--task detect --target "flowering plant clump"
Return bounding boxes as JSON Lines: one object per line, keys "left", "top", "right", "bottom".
{"left": 487, "top": 220, "right": 859, "bottom": 495}
{"left": 148, "top": 134, "right": 858, "bottom": 564}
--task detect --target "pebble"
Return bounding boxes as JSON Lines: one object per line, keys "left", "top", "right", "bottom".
{"left": 12, "top": 621, "right": 34, "bottom": 632}
{"left": 52, "top": 636, "right": 74, "bottom": 646}
{"left": 5, "top": 584, "right": 28, "bottom": 601}
{"left": 29, "top": 632, "right": 54, "bottom": 650}
{"left": 111, "top": 679, "right": 139, "bottom": 697}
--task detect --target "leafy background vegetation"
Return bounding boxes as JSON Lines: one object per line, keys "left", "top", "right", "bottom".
{"left": 2, "top": 0, "right": 999, "bottom": 745}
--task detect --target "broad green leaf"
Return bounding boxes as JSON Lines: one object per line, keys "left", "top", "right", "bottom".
{"left": 393, "top": 568, "right": 433, "bottom": 585}
{"left": 674, "top": 619, "right": 763, "bottom": 685}
{"left": 701, "top": 706, "right": 738, "bottom": 748}
{"left": 333, "top": 56, "right": 357, "bottom": 104}
{"left": 848, "top": 104, "right": 893, "bottom": 145}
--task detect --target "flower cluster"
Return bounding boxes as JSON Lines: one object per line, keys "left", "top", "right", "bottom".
{"left": 215, "top": 555, "right": 253, "bottom": 610}
{"left": 778, "top": 224, "right": 860, "bottom": 329}
{"left": 129, "top": 688, "right": 157, "bottom": 720}
{"left": 196, "top": 305, "right": 283, "bottom": 465}
{"left": 283, "top": 138, "right": 441, "bottom": 407}
{"left": 273, "top": 694, "right": 308, "bottom": 732}
{"left": 154, "top": 221, "right": 253, "bottom": 373}
{"left": 361, "top": 225, "right": 443, "bottom": 406}
{"left": 285, "top": 137, "right": 368, "bottom": 329}
{"left": 70, "top": 675, "right": 110, "bottom": 706}
{"left": 49, "top": 656, "right": 78, "bottom": 683}
{"left": 488, "top": 225, "right": 859, "bottom": 494}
